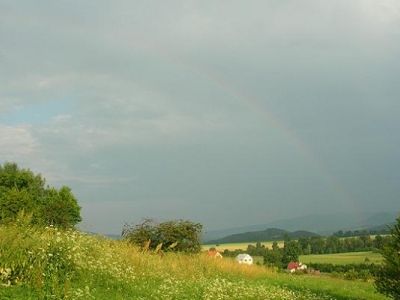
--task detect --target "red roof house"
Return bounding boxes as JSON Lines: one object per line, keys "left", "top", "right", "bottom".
{"left": 287, "top": 261, "right": 307, "bottom": 273}
{"left": 207, "top": 248, "right": 223, "bottom": 258}
{"left": 287, "top": 261, "right": 300, "bottom": 272}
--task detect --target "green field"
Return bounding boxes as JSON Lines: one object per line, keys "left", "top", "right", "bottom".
{"left": 300, "top": 251, "right": 383, "bottom": 265}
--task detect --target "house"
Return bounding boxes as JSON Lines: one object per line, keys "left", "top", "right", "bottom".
{"left": 207, "top": 248, "right": 223, "bottom": 258}
{"left": 298, "top": 263, "right": 307, "bottom": 271}
{"left": 235, "top": 254, "right": 253, "bottom": 265}
{"left": 287, "top": 261, "right": 307, "bottom": 273}
{"left": 287, "top": 261, "right": 299, "bottom": 272}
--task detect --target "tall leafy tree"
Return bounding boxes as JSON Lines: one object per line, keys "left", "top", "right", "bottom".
{"left": 264, "top": 241, "right": 283, "bottom": 267}
{"left": 39, "top": 187, "right": 82, "bottom": 227}
{"left": 282, "top": 239, "right": 301, "bottom": 266}
{"left": 375, "top": 216, "right": 400, "bottom": 299}
{"left": 0, "top": 162, "right": 81, "bottom": 227}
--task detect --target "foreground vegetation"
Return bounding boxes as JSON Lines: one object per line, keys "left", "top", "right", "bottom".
{"left": 0, "top": 221, "right": 389, "bottom": 300}
{"left": 375, "top": 216, "right": 400, "bottom": 299}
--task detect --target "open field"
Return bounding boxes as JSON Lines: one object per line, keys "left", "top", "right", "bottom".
{"left": 203, "top": 241, "right": 284, "bottom": 251}
{"left": 300, "top": 251, "right": 383, "bottom": 265}
{"left": 202, "top": 234, "right": 387, "bottom": 252}
{"left": 0, "top": 224, "right": 389, "bottom": 300}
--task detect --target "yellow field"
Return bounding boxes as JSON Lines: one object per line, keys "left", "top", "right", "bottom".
{"left": 203, "top": 240, "right": 284, "bottom": 251}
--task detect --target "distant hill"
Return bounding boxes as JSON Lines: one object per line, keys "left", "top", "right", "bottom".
{"left": 366, "top": 222, "right": 395, "bottom": 233}
{"left": 332, "top": 222, "right": 394, "bottom": 237}
{"left": 207, "top": 228, "right": 318, "bottom": 244}
{"left": 203, "top": 211, "right": 398, "bottom": 242}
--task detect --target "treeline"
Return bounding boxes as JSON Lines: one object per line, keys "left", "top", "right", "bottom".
{"left": 222, "top": 235, "right": 392, "bottom": 269}
{"left": 295, "top": 235, "right": 391, "bottom": 255}
{"left": 223, "top": 240, "right": 300, "bottom": 268}
{"left": 333, "top": 228, "right": 391, "bottom": 237}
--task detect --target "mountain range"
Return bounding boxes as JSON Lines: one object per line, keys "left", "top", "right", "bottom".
{"left": 203, "top": 211, "right": 397, "bottom": 243}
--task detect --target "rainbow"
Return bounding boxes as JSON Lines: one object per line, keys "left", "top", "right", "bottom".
{"left": 130, "top": 38, "right": 355, "bottom": 210}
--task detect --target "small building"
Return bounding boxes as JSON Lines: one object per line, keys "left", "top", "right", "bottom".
{"left": 287, "top": 261, "right": 307, "bottom": 273}
{"left": 235, "top": 254, "right": 253, "bottom": 265}
{"left": 207, "top": 248, "right": 223, "bottom": 258}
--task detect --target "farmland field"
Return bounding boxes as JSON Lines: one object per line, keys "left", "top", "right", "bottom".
{"left": 300, "top": 251, "right": 383, "bottom": 265}
{"left": 203, "top": 240, "right": 284, "bottom": 251}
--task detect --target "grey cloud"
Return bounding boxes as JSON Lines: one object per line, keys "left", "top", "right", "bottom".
{"left": 1, "top": 1, "right": 399, "bottom": 233}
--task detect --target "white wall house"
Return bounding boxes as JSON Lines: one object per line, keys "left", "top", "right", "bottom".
{"left": 235, "top": 254, "right": 253, "bottom": 265}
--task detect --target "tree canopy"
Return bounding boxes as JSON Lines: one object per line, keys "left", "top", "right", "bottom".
{"left": 0, "top": 162, "right": 81, "bottom": 227}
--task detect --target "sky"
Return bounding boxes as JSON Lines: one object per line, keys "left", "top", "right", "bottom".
{"left": 0, "top": 0, "right": 399, "bottom": 234}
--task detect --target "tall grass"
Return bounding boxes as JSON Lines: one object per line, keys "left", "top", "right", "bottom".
{"left": 0, "top": 221, "right": 281, "bottom": 299}
{"left": 0, "top": 220, "right": 388, "bottom": 299}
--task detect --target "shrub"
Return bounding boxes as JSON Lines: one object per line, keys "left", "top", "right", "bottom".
{"left": 122, "top": 219, "right": 203, "bottom": 253}
{"left": 307, "top": 263, "right": 378, "bottom": 280}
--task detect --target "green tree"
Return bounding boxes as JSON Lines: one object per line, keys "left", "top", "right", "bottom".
{"left": 264, "top": 242, "right": 283, "bottom": 267}
{"left": 39, "top": 187, "right": 82, "bottom": 227}
{"left": 123, "top": 219, "right": 203, "bottom": 253}
{"left": 272, "top": 241, "right": 280, "bottom": 251}
{"left": 310, "top": 237, "right": 325, "bottom": 254}
{"left": 374, "top": 235, "right": 384, "bottom": 249}
{"left": 0, "top": 187, "right": 33, "bottom": 220}
{"left": 375, "top": 216, "right": 400, "bottom": 299}
{"left": 326, "top": 236, "right": 340, "bottom": 253}
{"left": 247, "top": 242, "right": 267, "bottom": 256}
{"left": 282, "top": 240, "right": 300, "bottom": 266}
{"left": 0, "top": 162, "right": 81, "bottom": 227}
{"left": 298, "top": 237, "right": 311, "bottom": 255}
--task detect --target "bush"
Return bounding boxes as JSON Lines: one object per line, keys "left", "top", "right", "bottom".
{"left": 307, "top": 263, "right": 378, "bottom": 280}
{"left": 122, "top": 219, "right": 203, "bottom": 253}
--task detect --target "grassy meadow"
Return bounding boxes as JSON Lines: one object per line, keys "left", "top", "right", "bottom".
{"left": 0, "top": 223, "right": 388, "bottom": 300}
{"left": 300, "top": 251, "right": 383, "bottom": 265}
